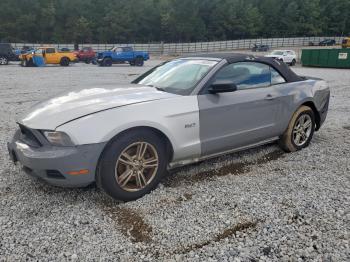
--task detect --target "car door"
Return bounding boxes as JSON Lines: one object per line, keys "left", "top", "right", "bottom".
{"left": 43, "top": 48, "right": 57, "bottom": 64}
{"left": 122, "top": 47, "right": 134, "bottom": 60}
{"left": 198, "top": 61, "right": 286, "bottom": 156}
{"left": 285, "top": 51, "right": 294, "bottom": 63}
{"left": 112, "top": 47, "right": 123, "bottom": 61}
{"left": 80, "top": 48, "right": 89, "bottom": 59}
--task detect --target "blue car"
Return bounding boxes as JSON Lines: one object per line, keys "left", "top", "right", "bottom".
{"left": 96, "top": 46, "right": 150, "bottom": 67}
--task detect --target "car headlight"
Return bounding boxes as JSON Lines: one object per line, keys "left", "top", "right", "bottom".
{"left": 42, "top": 131, "right": 74, "bottom": 147}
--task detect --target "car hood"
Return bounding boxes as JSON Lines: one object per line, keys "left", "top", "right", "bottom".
{"left": 265, "top": 55, "right": 282, "bottom": 58}
{"left": 19, "top": 84, "right": 178, "bottom": 130}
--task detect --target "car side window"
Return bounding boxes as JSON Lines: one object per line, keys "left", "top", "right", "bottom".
{"left": 271, "top": 67, "right": 286, "bottom": 85}
{"left": 122, "top": 47, "right": 132, "bottom": 52}
{"left": 46, "top": 48, "right": 55, "bottom": 54}
{"left": 214, "top": 62, "right": 271, "bottom": 90}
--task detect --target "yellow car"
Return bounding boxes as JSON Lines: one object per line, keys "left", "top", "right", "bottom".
{"left": 20, "top": 47, "right": 78, "bottom": 66}
{"left": 342, "top": 37, "right": 350, "bottom": 48}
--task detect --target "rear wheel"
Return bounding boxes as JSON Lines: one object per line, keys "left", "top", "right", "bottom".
{"left": 0, "top": 56, "right": 8, "bottom": 65}
{"left": 97, "top": 129, "right": 168, "bottom": 201}
{"left": 291, "top": 59, "right": 296, "bottom": 66}
{"left": 279, "top": 106, "right": 315, "bottom": 152}
{"left": 60, "top": 57, "right": 70, "bottom": 66}
{"left": 135, "top": 57, "right": 144, "bottom": 66}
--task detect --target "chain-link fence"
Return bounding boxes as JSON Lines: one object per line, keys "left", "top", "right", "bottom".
{"left": 12, "top": 36, "right": 345, "bottom": 55}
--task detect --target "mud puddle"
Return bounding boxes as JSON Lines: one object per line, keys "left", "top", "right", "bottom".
{"left": 103, "top": 204, "right": 152, "bottom": 243}
{"left": 165, "top": 150, "right": 285, "bottom": 187}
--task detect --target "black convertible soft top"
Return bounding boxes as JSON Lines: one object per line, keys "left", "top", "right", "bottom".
{"left": 184, "top": 53, "right": 303, "bottom": 83}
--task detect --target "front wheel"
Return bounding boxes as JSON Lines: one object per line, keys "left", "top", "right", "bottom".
{"left": 279, "top": 106, "right": 315, "bottom": 152}
{"left": 97, "top": 129, "right": 168, "bottom": 201}
{"left": 0, "top": 56, "right": 8, "bottom": 65}
{"left": 102, "top": 58, "right": 112, "bottom": 67}
{"left": 290, "top": 59, "right": 296, "bottom": 66}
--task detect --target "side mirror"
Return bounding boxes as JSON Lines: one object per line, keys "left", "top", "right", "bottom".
{"left": 208, "top": 80, "right": 238, "bottom": 94}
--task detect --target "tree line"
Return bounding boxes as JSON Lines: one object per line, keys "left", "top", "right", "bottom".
{"left": 0, "top": 0, "right": 349, "bottom": 43}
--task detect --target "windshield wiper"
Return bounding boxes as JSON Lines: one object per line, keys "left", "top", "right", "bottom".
{"left": 155, "top": 87, "right": 166, "bottom": 92}
{"left": 146, "top": 84, "right": 165, "bottom": 92}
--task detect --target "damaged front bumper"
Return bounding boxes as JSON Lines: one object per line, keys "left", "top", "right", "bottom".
{"left": 7, "top": 128, "right": 106, "bottom": 187}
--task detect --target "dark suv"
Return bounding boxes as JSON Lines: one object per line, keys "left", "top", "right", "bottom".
{"left": 0, "top": 43, "right": 18, "bottom": 65}
{"left": 319, "top": 39, "right": 336, "bottom": 46}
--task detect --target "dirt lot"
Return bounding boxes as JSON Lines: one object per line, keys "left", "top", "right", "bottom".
{"left": 0, "top": 60, "right": 349, "bottom": 261}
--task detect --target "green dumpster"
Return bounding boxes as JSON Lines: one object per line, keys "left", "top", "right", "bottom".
{"left": 301, "top": 48, "right": 350, "bottom": 68}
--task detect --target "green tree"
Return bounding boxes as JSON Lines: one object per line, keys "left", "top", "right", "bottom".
{"left": 0, "top": 0, "right": 348, "bottom": 43}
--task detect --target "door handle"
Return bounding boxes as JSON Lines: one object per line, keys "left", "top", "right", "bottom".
{"left": 265, "top": 94, "right": 276, "bottom": 100}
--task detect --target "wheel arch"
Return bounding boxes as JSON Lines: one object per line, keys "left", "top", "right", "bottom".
{"left": 95, "top": 126, "right": 174, "bottom": 181}
{"left": 283, "top": 100, "right": 321, "bottom": 134}
{"left": 300, "top": 101, "right": 321, "bottom": 130}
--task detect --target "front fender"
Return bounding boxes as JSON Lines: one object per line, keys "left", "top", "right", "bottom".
{"left": 56, "top": 96, "right": 201, "bottom": 162}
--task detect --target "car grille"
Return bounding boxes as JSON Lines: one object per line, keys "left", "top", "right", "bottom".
{"left": 18, "top": 124, "right": 42, "bottom": 147}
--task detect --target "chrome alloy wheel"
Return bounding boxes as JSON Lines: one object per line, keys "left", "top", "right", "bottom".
{"left": 115, "top": 142, "right": 159, "bottom": 192}
{"left": 292, "top": 114, "right": 313, "bottom": 146}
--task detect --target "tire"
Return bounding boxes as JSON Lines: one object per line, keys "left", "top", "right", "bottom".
{"left": 60, "top": 57, "right": 70, "bottom": 66}
{"left": 291, "top": 59, "right": 296, "bottom": 66}
{"left": 279, "top": 106, "right": 315, "bottom": 152}
{"left": 103, "top": 58, "right": 112, "bottom": 67}
{"left": 27, "top": 58, "right": 34, "bottom": 67}
{"left": 84, "top": 59, "right": 91, "bottom": 64}
{"left": 97, "top": 129, "right": 168, "bottom": 201}
{"left": 129, "top": 61, "right": 136, "bottom": 66}
{"left": 135, "top": 57, "right": 144, "bottom": 66}
{"left": 0, "top": 56, "right": 8, "bottom": 65}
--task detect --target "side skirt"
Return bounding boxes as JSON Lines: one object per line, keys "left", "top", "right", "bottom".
{"left": 168, "top": 137, "right": 279, "bottom": 169}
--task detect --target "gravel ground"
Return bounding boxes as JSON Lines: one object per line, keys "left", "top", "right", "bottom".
{"left": 0, "top": 61, "right": 349, "bottom": 261}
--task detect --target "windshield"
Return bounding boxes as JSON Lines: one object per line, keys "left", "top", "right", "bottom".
{"left": 35, "top": 49, "right": 43, "bottom": 55}
{"left": 271, "top": 51, "right": 284, "bottom": 55}
{"left": 133, "top": 59, "right": 218, "bottom": 95}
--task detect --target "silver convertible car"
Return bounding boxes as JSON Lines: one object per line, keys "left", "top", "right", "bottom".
{"left": 8, "top": 53, "right": 330, "bottom": 201}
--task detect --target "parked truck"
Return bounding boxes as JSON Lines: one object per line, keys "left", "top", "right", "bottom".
{"left": 96, "top": 46, "right": 149, "bottom": 66}
{"left": 74, "top": 47, "right": 96, "bottom": 64}
{"left": 20, "top": 47, "right": 78, "bottom": 67}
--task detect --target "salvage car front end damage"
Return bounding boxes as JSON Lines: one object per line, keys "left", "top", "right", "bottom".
{"left": 7, "top": 125, "right": 106, "bottom": 187}
{"left": 7, "top": 53, "right": 330, "bottom": 201}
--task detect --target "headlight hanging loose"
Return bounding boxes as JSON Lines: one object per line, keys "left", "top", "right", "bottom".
{"left": 42, "top": 131, "right": 74, "bottom": 147}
